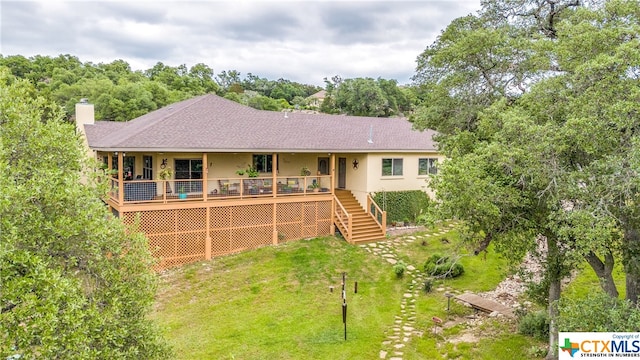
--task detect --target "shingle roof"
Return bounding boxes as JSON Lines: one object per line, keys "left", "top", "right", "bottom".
{"left": 84, "top": 94, "right": 437, "bottom": 153}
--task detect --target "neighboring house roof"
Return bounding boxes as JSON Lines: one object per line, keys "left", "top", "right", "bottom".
{"left": 84, "top": 94, "right": 437, "bottom": 153}
{"left": 307, "top": 90, "right": 326, "bottom": 100}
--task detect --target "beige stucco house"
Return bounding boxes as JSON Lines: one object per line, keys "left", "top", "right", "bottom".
{"left": 78, "top": 94, "right": 441, "bottom": 269}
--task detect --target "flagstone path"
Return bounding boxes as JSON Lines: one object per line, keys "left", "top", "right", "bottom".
{"left": 359, "top": 225, "right": 455, "bottom": 360}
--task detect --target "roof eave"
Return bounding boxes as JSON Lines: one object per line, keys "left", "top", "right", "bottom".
{"left": 90, "top": 147, "right": 438, "bottom": 153}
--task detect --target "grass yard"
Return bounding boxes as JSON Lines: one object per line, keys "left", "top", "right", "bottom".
{"left": 152, "top": 224, "right": 545, "bottom": 359}
{"left": 563, "top": 261, "right": 627, "bottom": 300}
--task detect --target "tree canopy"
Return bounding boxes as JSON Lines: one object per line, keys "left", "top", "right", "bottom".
{"left": 0, "top": 55, "right": 326, "bottom": 120}
{"left": 320, "top": 76, "right": 413, "bottom": 117}
{"left": 411, "top": 0, "right": 640, "bottom": 357}
{"left": 0, "top": 54, "right": 418, "bottom": 120}
{"left": 0, "top": 68, "right": 171, "bottom": 359}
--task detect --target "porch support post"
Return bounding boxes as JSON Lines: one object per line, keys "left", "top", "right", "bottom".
{"left": 272, "top": 153, "right": 278, "bottom": 197}
{"left": 382, "top": 211, "right": 387, "bottom": 235}
{"left": 117, "top": 151, "right": 124, "bottom": 205}
{"left": 205, "top": 207, "right": 211, "bottom": 260}
{"left": 331, "top": 194, "right": 336, "bottom": 236}
{"left": 202, "top": 153, "right": 208, "bottom": 200}
{"left": 330, "top": 153, "right": 336, "bottom": 235}
{"left": 272, "top": 203, "right": 278, "bottom": 245}
{"left": 330, "top": 153, "right": 336, "bottom": 194}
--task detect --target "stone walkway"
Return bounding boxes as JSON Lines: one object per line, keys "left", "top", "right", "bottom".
{"left": 359, "top": 225, "right": 454, "bottom": 360}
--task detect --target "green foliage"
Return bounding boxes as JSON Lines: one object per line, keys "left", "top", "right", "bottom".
{"left": 236, "top": 165, "right": 259, "bottom": 178}
{"left": 0, "top": 56, "right": 322, "bottom": 122}
{"left": 558, "top": 292, "right": 640, "bottom": 332}
{"left": 0, "top": 69, "right": 171, "bottom": 359}
{"left": 393, "top": 260, "right": 407, "bottom": 278}
{"left": 423, "top": 254, "right": 465, "bottom": 278}
{"left": 372, "top": 190, "right": 432, "bottom": 224}
{"left": 247, "top": 94, "right": 281, "bottom": 111}
{"left": 410, "top": 3, "right": 640, "bottom": 356}
{"left": 518, "top": 311, "right": 550, "bottom": 341}
{"left": 423, "top": 277, "right": 434, "bottom": 293}
{"left": 320, "top": 75, "right": 412, "bottom": 117}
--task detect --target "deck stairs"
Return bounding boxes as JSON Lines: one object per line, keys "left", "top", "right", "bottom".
{"left": 334, "top": 189, "right": 386, "bottom": 244}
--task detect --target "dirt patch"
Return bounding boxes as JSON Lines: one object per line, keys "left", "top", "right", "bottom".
{"left": 449, "top": 331, "right": 480, "bottom": 344}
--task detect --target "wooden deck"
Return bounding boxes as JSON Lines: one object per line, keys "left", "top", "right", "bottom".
{"left": 454, "top": 293, "right": 515, "bottom": 318}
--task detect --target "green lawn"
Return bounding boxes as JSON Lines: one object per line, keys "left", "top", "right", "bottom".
{"left": 152, "top": 225, "right": 545, "bottom": 359}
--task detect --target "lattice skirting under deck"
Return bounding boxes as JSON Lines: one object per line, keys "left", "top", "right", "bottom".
{"left": 121, "top": 200, "right": 332, "bottom": 270}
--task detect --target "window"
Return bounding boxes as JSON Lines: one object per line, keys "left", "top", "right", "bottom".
{"left": 318, "top": 157, "right": 329, "bottom": 175}
{"left": 175, "top": 159, "right": 203, "bottom": 179}
{"left": 419, "top": 158, "right": 438, "bottom": 175}
{"left": 382, "top": 158, "right": 403, "bottom": 176}
{"left": 143, "top": 155, "right": 153, "bottom": 180}
{"left": 253, "top": 154, "right": 276, "bottom": 173}
{"left": 112, "top": 156, "right": 135, "bottom": 180}
{"left": 175, "top": 159, "right": 203, "bottom": 193}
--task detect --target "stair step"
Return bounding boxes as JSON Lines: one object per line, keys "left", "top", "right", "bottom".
{"left": 335, "top": 189, "right": 385, "bottom": 244}
{"left": 352, "top": 231, "right": 382, "bottom": 236}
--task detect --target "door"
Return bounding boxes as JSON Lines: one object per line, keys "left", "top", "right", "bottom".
{"left": 338, "top": 157, "right": 346, "bottom": 189}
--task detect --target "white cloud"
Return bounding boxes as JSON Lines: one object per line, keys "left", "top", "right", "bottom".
{"left": 0, "top": 0, "right": 481, "bottom": 86}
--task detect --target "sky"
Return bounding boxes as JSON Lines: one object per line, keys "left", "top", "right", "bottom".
{"left": 1, "top": 1, "right": 481, "bottom": 87}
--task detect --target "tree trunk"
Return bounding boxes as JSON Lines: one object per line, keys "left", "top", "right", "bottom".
{"left": 627, "top": 272, "right": 640, "bottom": 304}
{"left": 546, "top": 235, "right": 562, "bottom": 360}
{"left": 547, "top": 277, "right": 561, "bottom": 360}
{"left": 583, "top": 251, "right": 618, "bottom": 298}
{"left": 623, "top": 225, "right": 640, "bottom": 304}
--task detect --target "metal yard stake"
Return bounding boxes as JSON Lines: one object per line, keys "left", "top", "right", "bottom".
{"left": 342, "top": 272, "right": 347, "bottom": 340}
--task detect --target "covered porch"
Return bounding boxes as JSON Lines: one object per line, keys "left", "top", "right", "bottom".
{"left": 102, "top": 151, "right": 337, "bottom": 210}
{"left": 99, "top": 151, "right": 385, "bottom": 269}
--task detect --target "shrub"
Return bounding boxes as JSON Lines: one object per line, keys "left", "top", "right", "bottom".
{"left": 424, "top": 277, "right": 434, "bottom": 293}
{"left": 371, "top": 190, "right": 432, "bottom": 225}
{"left": 423, "top": 254, "right": 464, "bottom": 278}
{"left": 518, "top": 310, "right": 549, "bottom": 341}
{"left": 394, "top": 260, "right": 407, "bottom": 278}
{"left": 558, "top": 292, "right": 640, "bottom": 332}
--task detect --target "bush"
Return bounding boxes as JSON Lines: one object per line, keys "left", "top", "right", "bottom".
{"left": 423, "top": 254, "right": 464, "bottom": 278}
{"left": 518, "top": 310, "right": 549, "bottom": 341}
{"left": 394, "top": 260, "right": 407, "bottom": 278}
{"left": 558, "top": 292, "right": 640, "bottom": 332}
{"left": 371, "top": 190, "right": 432, "bottom": 225}
{"left": 424, "top": 277, "right": 434, "bottom": 293}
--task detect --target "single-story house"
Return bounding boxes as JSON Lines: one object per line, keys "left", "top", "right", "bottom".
{"left": 77, "top": 94, "right": 441, "bottom": 269}
{"left": 306, "top": 89, "right": 326, "bottom": 109}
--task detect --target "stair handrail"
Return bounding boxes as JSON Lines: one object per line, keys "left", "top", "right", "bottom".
{"left": 367, "top": 194, "right": 387, "bottom": 235}
{"left": 334, "top": 195, "right": 353, "bottom": 243}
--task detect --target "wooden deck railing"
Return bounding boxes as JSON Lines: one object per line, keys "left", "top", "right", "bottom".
{"left": 108, "top": 175, "right": 333, "bottom": 206}
{"left": 367, "top": 194, "right": 387, "bottom": 235}
{"left": 333, "top": 196, "right": 352, "bottom": 242}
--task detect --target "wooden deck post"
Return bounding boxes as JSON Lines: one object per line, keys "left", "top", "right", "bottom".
{"left": 381, "top": 211, "right": 387, "bottom": 234}
{"left": 272, "top": 153, "right": 278, "bottom": 198}
{"left": 202, "top": 153, "right": 208, "bottom": 200}
{"left": 272, "top": 203, "right": 278, "bottom": 245}
{"left": 330, "top": 154, "right": 336, "bottom": 194}
{"left": 205, "top": 206, "right": 211, "bottom": 260}
{"left": 117, "top": 151, "right": 124, "bottom": 205}
{"left": 347, "top": 213, "right": 353, "bottom": 243}
{"left": 330, "top": 197, "right": 336, "bottom": 235}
